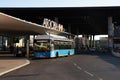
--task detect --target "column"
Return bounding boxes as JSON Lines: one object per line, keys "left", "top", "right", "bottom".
{"left": 26, "top": 35, "right": 30, "bottom": 58}
{"left": 108, "top": 17, "right": 114, "bottom": 52}
{"left": 82, "top": 35, "right": 85, "bottom": 47}
{"left": 86, "top": 35, "right": 89, "bottom": 49}
{"left": 84, "top": 35, "right": 87, "bottom": 48}
{"left": 89, "top": 35, "right": 92, "bottom": 48}
{"left": 68, "top": 24, "right": 72, "bottom": 39}
{"left": 92, "top": 35, "right": 95, "bottom": 48}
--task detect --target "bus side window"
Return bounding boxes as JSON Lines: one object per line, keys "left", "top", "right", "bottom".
{"left": 50, "top": 41, "right": 54, "bottom": 50}
{"left": 50, "top": 43, "right": 54, "bottom": 50}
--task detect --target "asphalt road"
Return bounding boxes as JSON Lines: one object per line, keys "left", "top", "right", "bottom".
{"left": 1, "top": 53, "right": 120, "bottom": 80}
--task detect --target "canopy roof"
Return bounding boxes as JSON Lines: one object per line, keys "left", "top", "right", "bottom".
{"left": 0, "top": 12, "right": 47, "bottom": 35}
{"left": 0, "top": 12, "right": 72, "bottom": 36}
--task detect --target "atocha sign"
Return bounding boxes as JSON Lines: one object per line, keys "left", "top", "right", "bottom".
{"left": 43, "top": 18, "right": 64, "bottom": 32}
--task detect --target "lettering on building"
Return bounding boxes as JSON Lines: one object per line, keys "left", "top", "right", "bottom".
{"left": 43, "top": 18, "right": 63, "bottom": 32}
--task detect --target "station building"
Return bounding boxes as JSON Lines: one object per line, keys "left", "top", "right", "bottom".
{"left": 0, "top": 12, "right": 73, "bottom": 57}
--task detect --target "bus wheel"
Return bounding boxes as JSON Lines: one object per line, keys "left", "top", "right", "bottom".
{"left": 68, "top": 51, "right": 70, "bottom": 57}
{"left": 56, "top": 52, "right": 59, "bottom": 58}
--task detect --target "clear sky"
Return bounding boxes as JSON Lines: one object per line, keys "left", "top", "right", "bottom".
{"left": 0, "top": 0, "right": 120, "bottom": 7}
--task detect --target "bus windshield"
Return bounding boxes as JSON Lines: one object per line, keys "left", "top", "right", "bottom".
{"left": 34, "top": 40, "right": 50, "bottom": 52}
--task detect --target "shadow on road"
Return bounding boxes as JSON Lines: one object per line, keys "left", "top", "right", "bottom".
{"left": 75, "top": 50, "right": 120, "bottom": 70}
{"left": 0, "top": 53, "right": 26, "bottom": 60}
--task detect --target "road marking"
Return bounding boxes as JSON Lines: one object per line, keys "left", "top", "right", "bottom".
{"left": 84, "top": 71, "right": 94, "bottom": 77}
{"left": 0, "top": 60, "right": 30, "bottom": 76}
{"left": 77, "top": 66, "right": 82, "bottom": 70}
{"left": 73, "top": 63, "right": 77, "bottom": 66}
{"left": 99, "top": 78, "right": 103, "bottom": 80}
{"left": 73, "top": 63, "right": 103, "bottom": 80}
{"left": 73, "top": 63, "right": 82, "bottom": 70}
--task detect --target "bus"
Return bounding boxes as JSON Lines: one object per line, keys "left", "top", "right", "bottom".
{"left": 33, "top": 35, "right": 74, "bottom": 58}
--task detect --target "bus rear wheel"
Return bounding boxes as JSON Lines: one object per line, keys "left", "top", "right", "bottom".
{"left": 56, "top": 52, "right": 59, "bottom": 58}
{"left": 68, "top": 51, "right": 70, "bottom": 57}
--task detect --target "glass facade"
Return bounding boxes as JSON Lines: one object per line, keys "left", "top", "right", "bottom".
{"left": 0, "top": 36, "right": 8, "bottom": 51}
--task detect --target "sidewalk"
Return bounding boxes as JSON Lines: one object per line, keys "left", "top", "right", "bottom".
{"left": 0, "top": 54, "right": 30, "bottom": 76}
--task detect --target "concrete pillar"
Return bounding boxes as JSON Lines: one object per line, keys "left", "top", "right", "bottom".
{"left": 26, "top": 35, "right": 30, "bottom": 58}
{"left": 92, "top": 35, "right": 95, "bottom": 48}
{"left": 83, "top": 35, "right": 88, "bottom": 48}
{"left": 89, "top": 35, "right": 92, "bottom": 48}
{"left": 82, "top": 35, "right": 85, "bottom": 47}
{"left": 86, "top": 35, "right": 89, "bottom": 49}
{"left": 33, "top": 35, "right": 35, "bottom": 48}
{"left": 84, "top": 35, "right": 86, "bottom": 47}
{"left": 68, "top": 24, "right": 72, "bottom": 39}
{"left": 26, "top": 40, "right": 29, "bottom": 58}
{"left": 108, "top": 17, "right": 114, "bottom": 51}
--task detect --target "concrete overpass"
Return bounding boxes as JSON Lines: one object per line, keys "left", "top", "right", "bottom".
{"left": 0, "top": 7, "right": 120, "bottom": 56}
{"left": 0, "top": 12, "right": 71, "bottom": 36}
{"left": 1, "top": 7, "right": 120, "bottom": 35}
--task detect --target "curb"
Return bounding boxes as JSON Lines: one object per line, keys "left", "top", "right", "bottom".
{"left": 0, "top": 59, "right": 30, "bottom": 76}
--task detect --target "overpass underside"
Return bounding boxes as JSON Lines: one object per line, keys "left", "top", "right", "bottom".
{"left": 1, "top": 7, "right": 120, "bottom": 35}
{"left": 0, "top": 7, "right": 120, "bottom": 56}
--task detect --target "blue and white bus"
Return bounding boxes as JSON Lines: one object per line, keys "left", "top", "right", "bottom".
{"left": 33, "top": 35, "right": 74, "bottom": 58}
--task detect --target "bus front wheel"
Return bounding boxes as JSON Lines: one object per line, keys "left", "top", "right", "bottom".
{"left": 56, "top": 52, "right": 59, "bottom": 58}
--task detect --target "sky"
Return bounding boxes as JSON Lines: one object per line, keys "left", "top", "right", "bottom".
{"left": 0, "top": 0, "right": 120, "bottom": 7}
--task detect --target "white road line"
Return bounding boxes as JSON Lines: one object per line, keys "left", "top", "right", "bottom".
{"left": 73, "top": 63, "right": 77, "bottom": 66}
{"left": 84, "top": 71, "right": 94, "bottom": 77}
{"left": 99, "top": 78, "right": 103, "bottom": 80}
{"left": 73, "top": 63, "right": 82, "bottom": 70}
{"left": 77, "top": 66, "right": 82, "bottom": 70}
{"left": 73, "top": 63, "right": 103, "bottom": 80}
{"left": 0, "top": 60, "right": 30, "bottom": 76}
